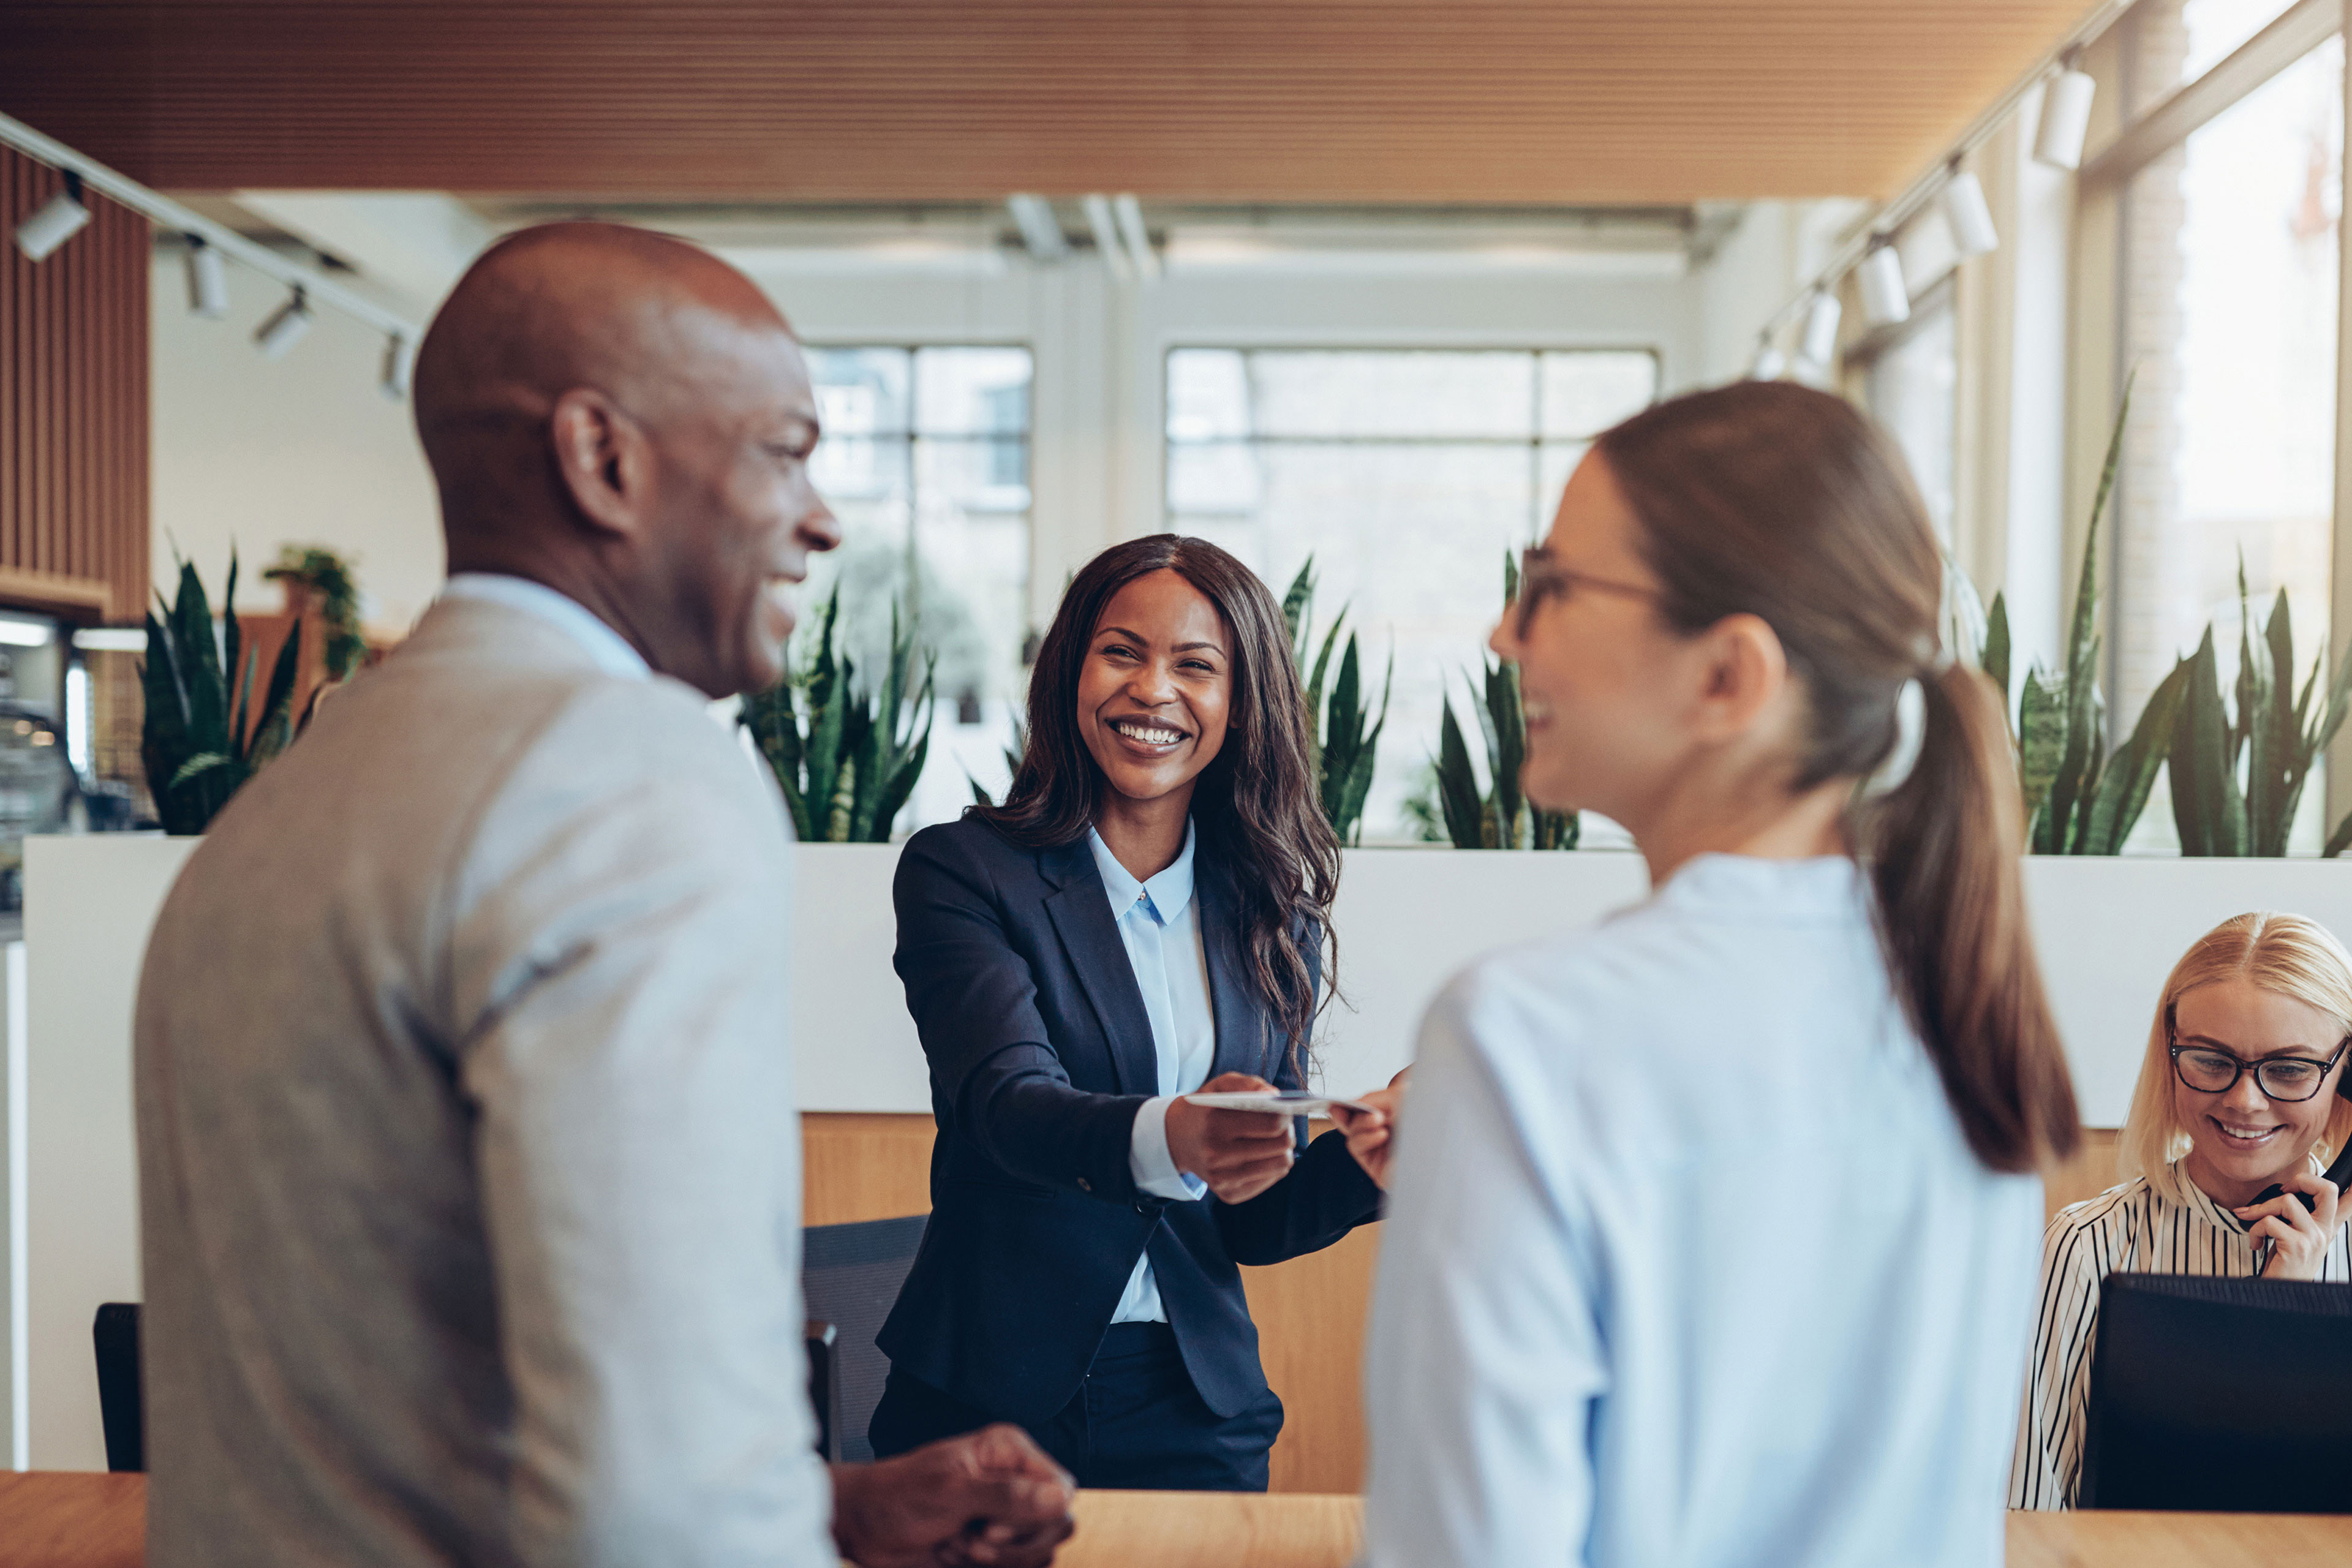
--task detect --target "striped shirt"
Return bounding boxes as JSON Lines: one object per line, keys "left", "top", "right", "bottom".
{"left": 2008, "top": 1159, "right": 2351, "bottom": 1509}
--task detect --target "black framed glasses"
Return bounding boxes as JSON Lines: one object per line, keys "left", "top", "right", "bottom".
{"left": 2169, "top": 1033, "right": 2351, "bottom": 1103}
{"left": 1512, "top": 546, "right": 1660, "bottom": 639}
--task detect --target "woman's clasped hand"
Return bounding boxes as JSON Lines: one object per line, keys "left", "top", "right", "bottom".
{"left": 2236, "top": 1172, "right": 2345, "bottom": 1280}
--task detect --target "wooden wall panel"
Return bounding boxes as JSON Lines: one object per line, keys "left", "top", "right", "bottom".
{"left": 0, "top": 146, "right": 147, "bottom": 624}
{"left": 804, "top": 1114, "right": 2130, "bottom": 1496}
{"left": 802, "top": 1110, "right": 1373, "bottom": 1493}
{"left": 0, "top": 3, "right": 2096, "bottom": 205}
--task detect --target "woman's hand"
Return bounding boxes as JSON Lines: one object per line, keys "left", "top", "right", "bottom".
{"left": 1330, "top": 1068, "right": 1411, "bottom": 1189}
{"left": 1164, "top": 1072, "right": 1298, "bottom": 1204}
{"left": 2235, "top": 1172, "right": 2343, "bottom": 1281}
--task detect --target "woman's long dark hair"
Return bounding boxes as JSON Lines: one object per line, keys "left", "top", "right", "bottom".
{"left": 1595, "top": 383, "right": 2080, "bottom": 1175}
{"left": 976, "top": 535, "right": 1340, "bottom": 1058}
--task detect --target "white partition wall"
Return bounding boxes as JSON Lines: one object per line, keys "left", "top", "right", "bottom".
{"left": 20, "top": 836, "right": 195, "bottom": 1471}
{"left": 18, "top": 833, "right": 2352, "bottom": 1466}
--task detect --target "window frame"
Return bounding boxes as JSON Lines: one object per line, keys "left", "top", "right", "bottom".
{"left": 2067, "top": 2, "right": 2350, "bottom": 828}
{"left": 1157, "top": 342, "right": 1666, "bottom": 543}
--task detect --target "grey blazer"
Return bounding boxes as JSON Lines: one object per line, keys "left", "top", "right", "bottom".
{"left": 135, "top": 596, "right": 831, "bottom": 1568}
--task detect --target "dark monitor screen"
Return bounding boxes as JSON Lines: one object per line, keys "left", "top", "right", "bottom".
{"left": 2082, "top": 1272, "right": 2352, "bottom": 1512}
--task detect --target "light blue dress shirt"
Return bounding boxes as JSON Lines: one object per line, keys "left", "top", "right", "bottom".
{"left": 1088, "top": 822, "right": 1217, "bottom": 1324}
{"left": 1362, "top": 855, "right": 2043, "bottom": 1568}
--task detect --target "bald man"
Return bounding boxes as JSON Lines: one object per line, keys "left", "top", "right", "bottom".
{"left": 134, "top": 224, "right": 1075, "bottom": 1568}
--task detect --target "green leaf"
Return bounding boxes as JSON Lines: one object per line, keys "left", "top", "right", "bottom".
{"left": 244, "top": 616, "right": 307, "bottom": 770}
{"left": 2326, "top": 809, "right": 2352, "bottom": 859}
{"left": 1434, "top": 696, "right": 1485, "bottom": 850}
{"left": 2080, "top": 657, "right": 2187, "bottom": 854}
{"left": 2018, "top": 669, "right": 2067, "bottom": 852}
{"left": 1983, "top": 592, "right": 2011, "bottom": 729}
{"left": 1484, "top": 659, "right": 1525, "bottom": 848}
{"left": 2169, "top": 630, "right": 2247, "bottom": 856}
{"left": 1282, "top": 557, "right": 1316, "bottom": 669}
{"left": 168, "top": 752, "right": 235, "bottom": 790}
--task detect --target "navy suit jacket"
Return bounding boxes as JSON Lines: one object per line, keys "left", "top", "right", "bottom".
{"left": 876, "top": 815, "right": 1383, "bottom": 1422}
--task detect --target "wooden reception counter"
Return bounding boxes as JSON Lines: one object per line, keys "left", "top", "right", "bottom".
{"left": 7, "top": 1472, "right": 2351, "bottom": 1568}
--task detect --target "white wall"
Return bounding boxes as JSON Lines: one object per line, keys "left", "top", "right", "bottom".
{"left": 150, "top": 254, "right": 444, "bottom": 634}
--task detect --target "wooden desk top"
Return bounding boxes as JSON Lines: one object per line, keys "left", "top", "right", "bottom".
{"left": 8, "top": 1471, "right": 2352, "bottom": 1567}
{"left": 0, "top": 1473, "right": 145, "bottom": 1568}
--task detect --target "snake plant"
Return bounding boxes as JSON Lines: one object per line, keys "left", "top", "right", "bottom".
{"left": 1431, "top": 554, "right": 1577, "bottom": 851}
{"left": 1977, "top": 378, "right": 2177, "bottom": 855}
{"left": 2169, "top": 570, "right": 2352, "bottom": 858}
{"left": 742, "top": 585, "right": 936, "bottom": 842}
{"left": 140, "top": 552, "right": 307, "bottom": 836}
{"left": 1280, "top": 558, "right": 1390, "bottom": 846}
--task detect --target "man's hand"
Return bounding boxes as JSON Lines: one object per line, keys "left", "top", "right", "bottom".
{"left": 1164, "top": 1072, "right": 1298, "bottom": 1204}
{"left": 831, "top": 1423, "right": 1076, "bottom": 1567}
{"left": 1329, "top": 1067, "right": 1411, "bottom": 1190}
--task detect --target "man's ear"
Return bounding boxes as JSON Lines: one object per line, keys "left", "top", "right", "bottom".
{"left": 1691, "top": 612, "right": 1790, "bottom": 743}
{"left": 548, "top": 388, "right": 654, "bottom": 538}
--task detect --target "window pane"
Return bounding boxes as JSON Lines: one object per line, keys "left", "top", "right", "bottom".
{"left": 796, "top": 345, "right": 1033, "bottom": 838}
{"left": 1174, "top": 441, "right": 1535, "bottom": 841}
{"left": 2128, "top": 0, "right": 2305, "bottom": 113}
{"left": 916, "top": 436, "right": 1031, "bottom": 513}
{"left": 807, "top": 346, "right": 910, "bottom": 435}
{"left": 913, "top": 346, "right": 1033, "bottom": 435}
{"left": 2116, "top": 36, "right": 2342, "bottom": 850}
{"left": 1235, "top": 351, "right": 1536, "bottom": 439}
{"left": 1539, "top": 350, "right": 1660, "bottom": 439}
{"left": 1863, "top": 296, "right": 1959, "bottom": 549}
{"left": 1167, "top": 348, "right": 1253, "bottom": 440}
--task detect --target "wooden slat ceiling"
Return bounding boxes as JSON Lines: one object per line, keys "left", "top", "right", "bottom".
{"left": 0, "top": 2, "right": 2102, "bottom": 205}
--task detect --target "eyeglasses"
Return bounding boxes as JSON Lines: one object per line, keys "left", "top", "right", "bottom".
{"left": 1512, "top": 547, "right": 1660, "bottom": 639}
{"left": 2169, "top": 1033, "right": 2350, "bottom": 1103}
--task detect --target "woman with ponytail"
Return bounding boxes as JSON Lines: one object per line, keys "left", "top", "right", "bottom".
{"left": 1360, "top": 382, "right": 2079, "bottom": 1568}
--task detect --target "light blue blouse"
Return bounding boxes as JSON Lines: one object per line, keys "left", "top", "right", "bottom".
{"left": 1088, "top": 822, "right": 1216, "bottom": 1324}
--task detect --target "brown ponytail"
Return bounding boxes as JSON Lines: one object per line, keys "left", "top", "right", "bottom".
{"left": 1596, "top": 383, "right": 2079, "bottom": 1174}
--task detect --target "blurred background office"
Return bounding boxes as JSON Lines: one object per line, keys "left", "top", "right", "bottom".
{"left": 9, "top": 0, "right": 2352, "bottom": 1506}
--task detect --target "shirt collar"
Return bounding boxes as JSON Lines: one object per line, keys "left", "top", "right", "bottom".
{"left": 1087, "top": 820, "right": 1197, "bottom": 927}
{"left": 439, "top": 573, "right": 650, "bottom": 680}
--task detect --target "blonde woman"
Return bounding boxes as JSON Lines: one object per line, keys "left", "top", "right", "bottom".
{"left": 2010, "top": 911, "right": 2352, "bottom": 1510}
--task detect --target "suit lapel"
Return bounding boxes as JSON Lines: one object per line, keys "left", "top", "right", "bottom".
{"left": 1039, "top": 839, "right": 1158, "bottom": 1096}
{"left": 1196, "top": 853, "right": 1278, "bottom": 1082}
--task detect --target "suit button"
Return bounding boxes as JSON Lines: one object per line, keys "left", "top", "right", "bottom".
{"left": 1077, "top": 1177, "right": 1092, "bottom": 1192}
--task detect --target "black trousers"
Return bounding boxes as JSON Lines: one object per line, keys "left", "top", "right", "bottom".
{"left": 867, "top": 1322, "right": 1284, "bottom": 1491}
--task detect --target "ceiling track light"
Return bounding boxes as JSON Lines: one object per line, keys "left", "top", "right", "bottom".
{"left": 1111, "top": 194, "right": 1159, "bottom": 281}
{"left": 1005, "top": 193, "right": 1068, "bottom": 262}
{"left": 1858, "top": 241, "right": 1911, "bottom": 328}
{"left": 2034, "top": 54, "right": 2097, "bottom": 171}
{"left": 1081, "top": 194, "right": 1131, "bottom": 282}
{"left": 1798, "top": 289, "right": 1843, "bottom": 367}
{"left": 15, "top": 169, "right": 90, "bottom": 262}
{"left": 1749, "top": 335, "right": 1787, "bottom": 382}
{"left": 254, "top": 286, "right": 314, "bottom": 360}
{"left": 1939, "top": 164, "right": 1999, "bottom": 258}
{"left": 184, "top": 233, "right": 229, "bottom": 318}
{"left": 381, "top": 333, "right": 415, "bottom": 400}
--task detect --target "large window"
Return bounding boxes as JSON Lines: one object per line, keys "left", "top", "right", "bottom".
{"left": 804, "top": 345, "right": 1033, "bottom": 831}
{"left": 1164, "top": 347, "right": 1660, "bottom": 840}
{"left": 1855, "top": 279, "right": 1961, "bottom": 551}
{"left": 2110, "top": 3, "right": 2342, "bottom": 849}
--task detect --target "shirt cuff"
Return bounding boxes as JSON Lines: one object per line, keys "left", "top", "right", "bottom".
{"left": 1129, "top": 1096, "right": 1210, "bottom": 1202}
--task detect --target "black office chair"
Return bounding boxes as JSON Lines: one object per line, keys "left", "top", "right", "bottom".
{"left": 91, "top": 1219, "right": 923, "bottom": 1473}
{"left": 802, "top": 1214, "right": 929, "bottom": 1463}
{"left": 92, "top": 1302, "right": 143, "bottom": 1472}
{"left": 2082, "top": 1272, "right": 2352, "bottom": 1512}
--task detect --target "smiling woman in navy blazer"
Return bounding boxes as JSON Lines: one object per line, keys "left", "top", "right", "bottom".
{"left": 869, "top": 534, "right": 1396, "bottom": 1492}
